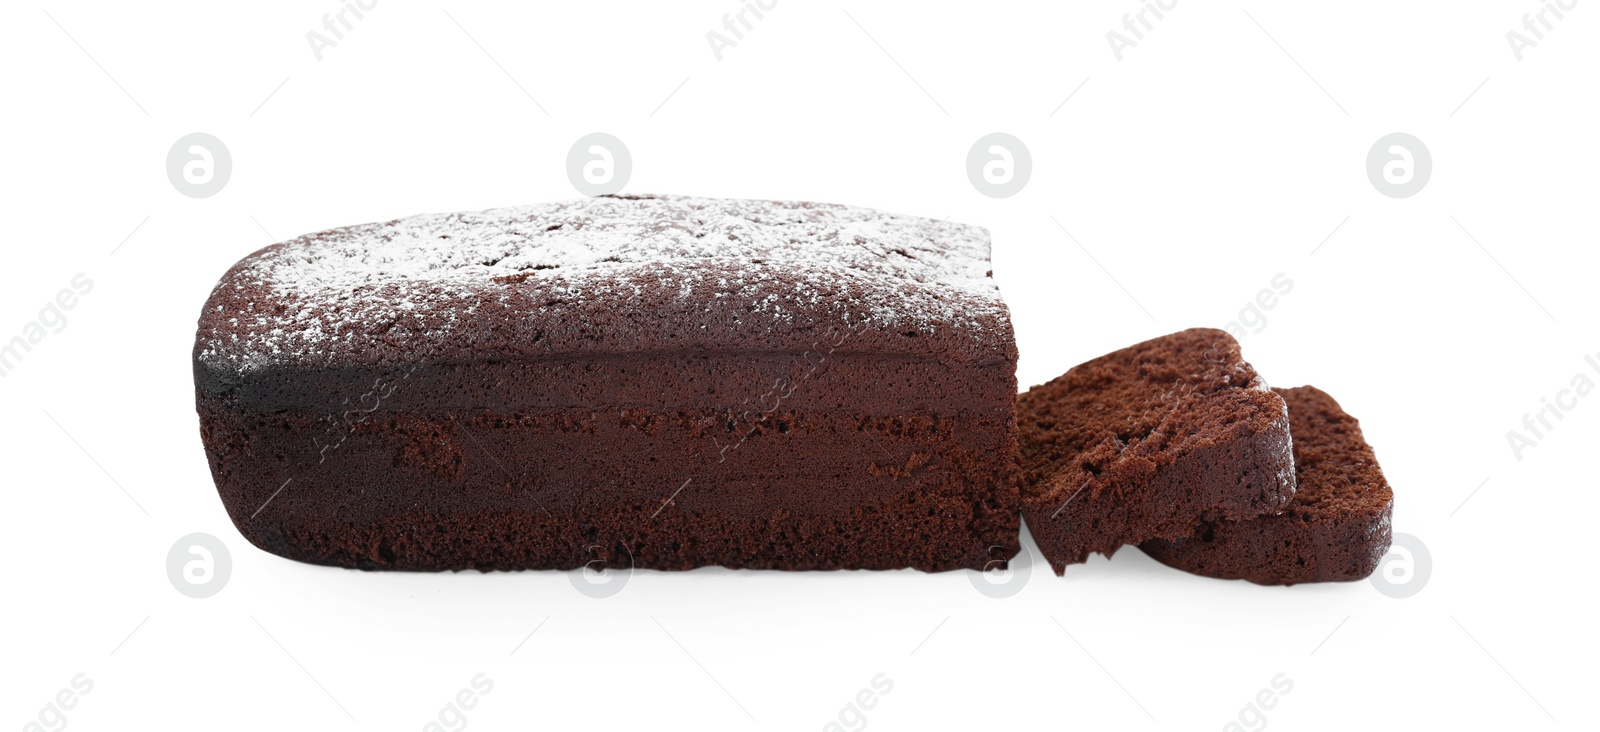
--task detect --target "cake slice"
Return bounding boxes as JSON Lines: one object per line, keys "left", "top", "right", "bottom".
{"left": 1140, "top": 385, "right": 1394, "bottom": 584}
{"left": 1017, "top": 328, "right": 1294, "bottom": 574}
{"left": 194, "top": 194, "right": 1020, "bottom": 571}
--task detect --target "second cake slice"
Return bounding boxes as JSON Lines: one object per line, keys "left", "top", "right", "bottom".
{"left": 1139, "top": 385, "right": 1394, "bottom": 584}
{"left": 1018, "top": 328, "right": 1295, "bottom": 574}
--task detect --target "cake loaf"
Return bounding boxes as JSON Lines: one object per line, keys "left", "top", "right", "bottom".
{"left": 194, "top": 194, "right": 1020, "bottom": 571}
{"left": 1017, "top": 329, "right": 1295, "bottom": 574}
{"left": 1140, "top": 385, "right": 1394, "bottom": 584}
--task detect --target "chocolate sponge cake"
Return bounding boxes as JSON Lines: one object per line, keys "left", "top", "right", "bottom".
{"left": 194, "top": 195, "right": 1019, "bottom": 572}
{"left": 1140, "top": 386, "right": 1394, "bottom": 584}
{"left": 1017, "top": 328, "right": 1294, "bottom": 574}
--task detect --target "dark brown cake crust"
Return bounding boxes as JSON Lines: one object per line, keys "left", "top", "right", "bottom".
{"left": 1139, "top": 386, "right": 1394, "bottom": 585}
{"left": 1017, "top": 328, "right": 1294, "bottom": 575}
{"left": 195, "top": 195, "right": 1019, "bottom": 572}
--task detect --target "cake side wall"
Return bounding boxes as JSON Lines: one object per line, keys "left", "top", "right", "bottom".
{"left": 195, "top": 342, "right": 1021, "bottom": 572}
{"left": 198, "top": 397, "right": 1018, "bottom": 571}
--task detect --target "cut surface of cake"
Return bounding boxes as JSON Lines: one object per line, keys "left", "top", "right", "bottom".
{"left": 194, "top": 194, "right": 1019, "bottom": 571}
{"left": 1140, "top": 385, "right": 1394, "bottom": 585}
{"left": 1017, "top": 328, "right": 1294, "bottom": 575}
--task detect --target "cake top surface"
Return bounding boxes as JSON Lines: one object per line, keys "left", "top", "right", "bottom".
{"left": 1016, "top": 328, "right": 1287, "bottom": 501}
{"left": 194, "top": 194, "right": 1014, "bottom": 374}
{"left": 1274, "top": 385, "right": 1392, "bottom": 521}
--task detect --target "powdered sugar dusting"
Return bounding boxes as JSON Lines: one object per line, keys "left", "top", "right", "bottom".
{"left": 196, "top": 195, "right": 1009, "bottom": 371}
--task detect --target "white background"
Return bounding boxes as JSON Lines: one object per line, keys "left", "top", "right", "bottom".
{"left": 2, "top": 1, "right": 1594, "bottom": 730}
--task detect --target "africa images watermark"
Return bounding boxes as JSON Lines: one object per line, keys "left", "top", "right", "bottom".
{"left": 311, "top": 365, "right": 418, "bottom": 464}
{"left": 966, "top": 133, "right": 1032, "bottom": 199}
{"left": 1221, "top": 273, "right": 1294, "bottom": 342}
{"left": 706, "top": 0, "right": 779, "bottom": 61}
{"left": 306, "top": 0, "right": 380, "bottom": 61}
{"left": 167, "top": 532, "right": 233, "bottom": 599}
{"left": 0, "top": 273, "right": 94, "bottom": 380}
{"left": 1107, "top": 0, "right": 1180, "bottom": 61}
{"left": 19, "top": 673, "right": 93, "bottom": 732}
{"left": 707, "top": 315, "right": 868, "bottom": 467}
{"left": 1222, "top": 673, "right": 1293, "bottom": 732}
{"left": 821, "top": 673, "right": 893, "bottom": 732}
{"left": 572, "top": 312, "right": 873, "bottom": 600}
{"left": 1505, "top": 350, "right": 1600, "bottom": 461}
{"left": 420, "top": 674, "right": 494, "bottom": 732}
{"left": 1506, "top": 0, "right": 1579, "bottom": 61}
